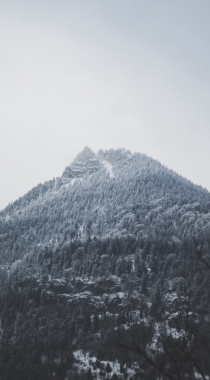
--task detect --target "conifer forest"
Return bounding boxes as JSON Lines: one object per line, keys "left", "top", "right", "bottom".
{"left": 0, "top": 148, "right": 210, "bottom": 379}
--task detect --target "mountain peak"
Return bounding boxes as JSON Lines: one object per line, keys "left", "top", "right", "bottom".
{"left": 62, "top": 147, "right": 133, "bottom": 180}
{"left": 62, "top": 147, "right": 100, "bottom": 179}
{"left": 72, "top": 147, "right": 96, "bottom": 165}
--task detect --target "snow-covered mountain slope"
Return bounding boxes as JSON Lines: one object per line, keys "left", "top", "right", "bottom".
{"left": 0, "top": 148, "right": 210, "bottom": 379}
{"left": 1, "top": 147, "right": 210, "bottom": 264}
{"left": 61, "top": 147, "right": 132, "bottom": 184}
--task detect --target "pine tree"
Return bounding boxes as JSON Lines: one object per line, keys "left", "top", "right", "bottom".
{"left": 105, "top": 362, "right": 112, "bottom": 373}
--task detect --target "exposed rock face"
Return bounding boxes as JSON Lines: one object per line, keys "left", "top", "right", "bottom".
{"left": 62, "top": 147, "right": 132, "bottom": 179}
{"left": 62, "top": 147, "right": 101, "bottom": 179}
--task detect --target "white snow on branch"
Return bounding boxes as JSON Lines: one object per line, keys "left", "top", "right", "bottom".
{"left": 101, "top": 160, "right": 114, "bottom": 178}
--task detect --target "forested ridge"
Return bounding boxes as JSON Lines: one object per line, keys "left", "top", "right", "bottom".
{"left": 0, "top": 148, "right": 210, "bottom": 379}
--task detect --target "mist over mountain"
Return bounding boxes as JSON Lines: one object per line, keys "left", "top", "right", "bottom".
{"left": 0, "top": 148, "right": 210, "bottom": 379}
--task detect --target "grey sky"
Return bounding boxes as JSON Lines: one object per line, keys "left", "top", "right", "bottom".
{"left": 1, "top": 1, "right": 210, "bottom": 210}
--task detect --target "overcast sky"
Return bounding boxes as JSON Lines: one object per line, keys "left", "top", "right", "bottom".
{"left": 1, "top": 0, "right": 210, "bottom": 210}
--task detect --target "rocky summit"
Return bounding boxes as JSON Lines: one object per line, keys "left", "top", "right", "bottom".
{"left": 62, "top": 147, "right": 101, "bottom": 179}
{"left": 0, "top": 148, "right": 210, "bottom": 380}
{"left": 62, "top": 147, "right": 132, "bottom": 180}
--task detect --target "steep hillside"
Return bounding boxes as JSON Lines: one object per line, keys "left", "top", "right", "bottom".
{"left": 0, "top": 148, "right": 210, "bottom": 380}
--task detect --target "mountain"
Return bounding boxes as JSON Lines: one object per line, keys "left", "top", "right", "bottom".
{"left": 0, "top": 147, "right": 210, "bottom": 380}
{"left": 62, "top": 147, "right": 131, "bottom": 182}
{"left": 62, "top": 147, "right": 101, "bottom": 179}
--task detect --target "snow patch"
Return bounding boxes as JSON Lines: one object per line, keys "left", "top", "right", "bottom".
{"left": 73, "top": 349, "right": 136, "bottom": 379}
{"left": 101, "top": 160, "right": 114, "bottom": 178}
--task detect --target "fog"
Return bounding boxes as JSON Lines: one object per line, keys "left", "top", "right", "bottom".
{"left": 1, "top": 1, "right": 210, "bottom": 209}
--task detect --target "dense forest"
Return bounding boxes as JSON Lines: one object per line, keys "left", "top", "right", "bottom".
{"left": 0, "top": 148, "right": 210, "bottom": 379}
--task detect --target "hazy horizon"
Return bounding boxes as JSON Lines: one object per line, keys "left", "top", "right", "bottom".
{"left": 1, "top": 1, "right": 210, "bottom": 210}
